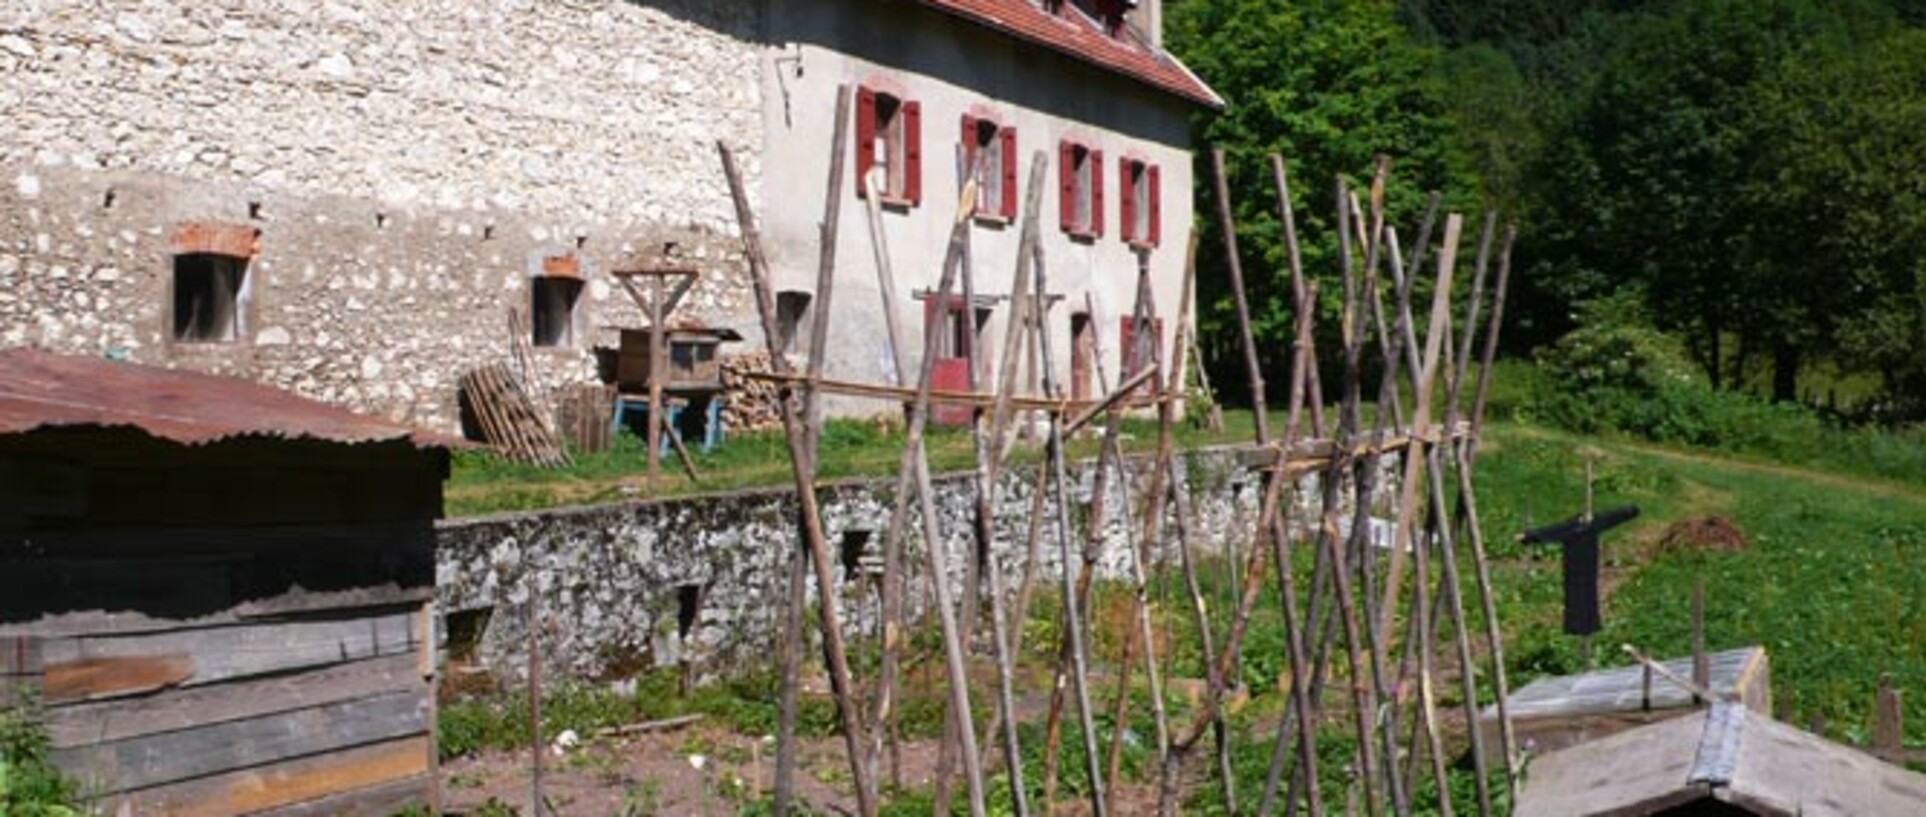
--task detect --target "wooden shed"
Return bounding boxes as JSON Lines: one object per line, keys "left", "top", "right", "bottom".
{"left": 0, "top": 349, "right": 449, "bottom": 816}
{"left": 1479, "top": 645, "right": 1770, "bottom": 766}
{"left": 1518, "top": 700, "right": 1926, "bottom": 816}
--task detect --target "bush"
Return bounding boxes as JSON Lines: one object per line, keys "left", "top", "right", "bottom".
{"left": 1, "top": 695, "right": 83, "bottom": 816}
{"left": 1534, "top": 293, "right": 1702, "bottom": 404}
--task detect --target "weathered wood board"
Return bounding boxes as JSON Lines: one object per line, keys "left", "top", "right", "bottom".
{"left": 54, "top": 687, "right": 427, "bottom": 795}
{"left": 46, "top": 652, "right": 419, "bottom": 748}
{"left": 93, "top": 734, "right": 432, "bottom": 817}
{"left": 36, "top": 610, "right": 422, "bottom": 703}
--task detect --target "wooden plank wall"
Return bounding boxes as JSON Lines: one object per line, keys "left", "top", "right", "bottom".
{"left": 26, "top": 602, "right": 436, "bottom": 816}
{"left": 0, "top": 433, "right": 445, "bottom": 817}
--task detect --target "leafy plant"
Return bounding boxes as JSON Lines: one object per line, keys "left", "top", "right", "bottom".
{"left": 0, "top": 694, "right": 84, "bottom": 816}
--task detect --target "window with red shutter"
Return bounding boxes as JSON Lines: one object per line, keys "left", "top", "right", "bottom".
{"left": 855, "top": 87, "right": 878, "bottom": 198}
{"left": 855, "top": 87, "right": 920, "bottom": 207}
{"left": 1058, "top": 141, "right": 1076, "bottom": 232}
{"left": 1119, "top": 159, "right": 1160, "bottom": 248}
{"left": 902, "top": 100, "right": 922, "bottom": 205}
{"left": 1058, "top": 139, "right": 1101, "bottom": 238}
{"left": 999, "top": 127, "right": 1019, "bottom": 220}
{"left": 1089, "top": 149, "right": 1105, "bottom": 238}
{"left": 1147, "top": 165, "right": 1162, "bottom": 247}
{"left": 962, "top": 114, "right": 1012, "bottom": 221}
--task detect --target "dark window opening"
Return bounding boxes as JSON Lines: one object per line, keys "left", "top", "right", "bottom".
{"left": 840, "top": 530, "right": 874, "bottom": 581}
{"left": 444, "top": 607, "right": 494, "bottom": 665}
{"left": 776, "top": 290, "right": 812, "bottom": 355}
{"left": 531, "top": 276, "right": 584, "bottom": 347}
{"left": 676, "top": 583, "right": 704, "bottom": 641}
{"left": 172, "top": 253, "right": 248, "bottom": 343}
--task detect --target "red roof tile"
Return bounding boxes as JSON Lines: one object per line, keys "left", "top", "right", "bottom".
{"left": 0, "top": 347, "right": 457, "bottom": 449}
{"left": 915, "top": 0, "right": 1223, "bottom": 108}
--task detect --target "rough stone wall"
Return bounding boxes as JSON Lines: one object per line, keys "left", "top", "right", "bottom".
{"left": 2, "top": 0, "right": 761, "bottom": 230}
{"left": 0, "top": 0, "right": 766, "bottom": 430}
{"left": 436, "top": 446, "right": 1402, "bottom": 684}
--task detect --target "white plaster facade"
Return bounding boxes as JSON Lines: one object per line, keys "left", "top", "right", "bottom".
{"left": 758, "top": 1, "right": 1211, "bottom": 416}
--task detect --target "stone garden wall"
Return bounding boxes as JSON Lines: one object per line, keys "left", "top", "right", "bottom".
{"left": 436, "top": 445, "right": 1401, "bottom": 684}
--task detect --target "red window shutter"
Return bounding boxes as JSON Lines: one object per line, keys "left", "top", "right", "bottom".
{"left": 903, "top": 100, "right": 923, "bottom": 205}
{"left": 1120, "top": 159, "right": 1137, "bottom": 243}
{"left": 1090, "top": 149, "right": 1105, "bottom": 237}
{"left": 1059, "top": 141, "right": 1075, "bottom": 232}
{"left": 960, "top": 114, "right": 978, "bottom": 178}
{"left": 1148, "top": 165, "right": 1162, "bottom": 247}
{"left": 1119, "top": 316, "right": 1137, "bottom": 373}
{"left": 855, "top": 87, "right": 877, "bottom": 198}
{"left": 1000, "top": 126, "right": 1019, "bottom": 220}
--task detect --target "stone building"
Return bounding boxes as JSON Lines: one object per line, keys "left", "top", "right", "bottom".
{"left": 0, "top": 1, "right": 1217, "bottom": 433}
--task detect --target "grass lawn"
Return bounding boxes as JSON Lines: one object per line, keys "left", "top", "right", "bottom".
{"left": 443, "top": 410, "right": 1265, "bottom": 517}
{"left": 1476, "top": 423, "right": 1926, "bottom": 747}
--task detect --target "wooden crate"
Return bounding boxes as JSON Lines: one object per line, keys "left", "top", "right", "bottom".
{"left": 616, "top": 329, "right": 724, "bottom": 391}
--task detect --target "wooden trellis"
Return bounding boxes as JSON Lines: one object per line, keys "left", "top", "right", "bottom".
{"left": 716, "top": 97, "right": 1523, "bottom": 815}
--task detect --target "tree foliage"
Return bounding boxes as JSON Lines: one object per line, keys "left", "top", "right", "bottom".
{"left": 1167, "top": 0, "right": 1477, "bottom": 404}
{"left": 1175, "top": 0, "right": 1926, "bottom": 417}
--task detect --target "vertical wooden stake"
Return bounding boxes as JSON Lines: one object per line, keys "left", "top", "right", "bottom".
{"left": 528, "top": 595, "right": 545, "bottom": 817}
{"left": 647, "top": 273, "right": 665, "bottom": 487}
{"left": 718, "top": 139, "right": 878, "bottom": 817}
{"left": 1875, "top": 674, "right": 1904, "bottom": 752}
{"left": 1692, "top": 579, "right": 1708, "bottom": 704}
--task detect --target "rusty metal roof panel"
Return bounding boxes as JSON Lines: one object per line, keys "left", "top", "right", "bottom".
{"left": 0, "top": 347, "right": 455, "bottom": 449}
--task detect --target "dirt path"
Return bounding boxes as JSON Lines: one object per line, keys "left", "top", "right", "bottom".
{"left": 1504, "top": 425, "right": 1926, "bottom": 502}
{"left": 443, "top": 724, "right": 945, "bottom": 816}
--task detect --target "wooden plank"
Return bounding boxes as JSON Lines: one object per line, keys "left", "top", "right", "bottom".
{"left": 45, "top": 653, "right": 420, "bottom": 748}
{"left": 1730, "top": 713, "right": 1926, "bottom": 816}
{"left": 94, "top": 734, "right": 431, "bottom": 817}
{"left": 0, "top": 634, "right": 42, "bottom": 674}
{"left": 247, "top": 774, "right": 430, "bottom": 817}
{"left": 53, "top": 686, "right": 427, "bottom": 794}
{"left": 38, "top": 611, "right": 421, "bottom": 703}
{"left": 1514, "top": 713, "right": 1705, "bottom": 817}
{"left": 44, "top": 654, "right": 194, "bottom": 702}
{"left": 1875, "top": 675, "right": 1904, "bottom": 752}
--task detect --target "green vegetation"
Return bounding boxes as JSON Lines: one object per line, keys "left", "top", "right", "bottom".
{"left": 446, "top": 413, "right": 1259, "bottom": 517}
{"left": 0, "top": 695, "right": 84, "bottom": 817}
{"left": 442, "top": 412, "right": 1926, "bottom": 813}
{"left": 1170, "top": 0, "right": 1926, "bottom": 422}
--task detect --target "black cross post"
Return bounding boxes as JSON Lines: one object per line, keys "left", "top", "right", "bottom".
{"left": 1520, "top": 505, "right": 1640, "bottom": 663}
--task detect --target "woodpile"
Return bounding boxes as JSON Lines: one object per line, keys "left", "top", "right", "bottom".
{"left": 460, "top": 362, "right": 570, "bottom": 468}
{"left": 721, "top": 350, "right": 785, "bottom": 432}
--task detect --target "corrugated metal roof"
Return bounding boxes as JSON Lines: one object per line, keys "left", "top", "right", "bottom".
{"left": 914, "top": 0, "right": 1224, "bottom": 108}
{"left": 0, "top": 347, "right": 455, "bottom": 449}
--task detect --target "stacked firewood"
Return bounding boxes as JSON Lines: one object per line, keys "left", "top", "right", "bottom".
{"left": 720, "top": 350, "right": 784, "bottom": 432}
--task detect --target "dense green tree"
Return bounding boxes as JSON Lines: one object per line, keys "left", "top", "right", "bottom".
{"left": 1746, "top": 29, "right": 1926, "bottom": 412}
{"left": 1519, "top": 0, "right": 1882, "bottom": 397}
{"left": 1168, "top": 0, "right": 1478, "bottom": 404}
